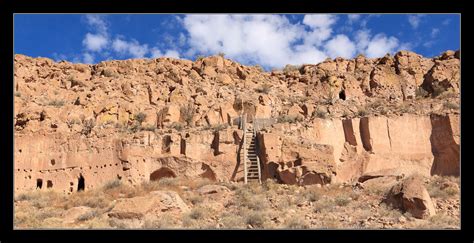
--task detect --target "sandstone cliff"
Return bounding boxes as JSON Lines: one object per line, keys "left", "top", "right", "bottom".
{"left": 13, "top": 50, "right": 460, "bottom": 193}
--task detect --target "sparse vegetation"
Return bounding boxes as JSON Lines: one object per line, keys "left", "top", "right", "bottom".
{"left": 81, "top": 119, "right": 96, "bottom": 136}
{"left": 357, "top": 107, "right": 368, "bottom": 117}
{"left": 313, "top": 108, "right": 328, "bottom": 119}
{"left": 443, "top": 101, "right": 459, "bottom": 110}
{"left": 180, "top": 103, "right": 195, "bottom": 126}
{"left": 283, "top": 64, "right": 301, "bottom": 74}
{"left": 415, "top": 87, "right": 429, "bottom": 99}
{"left": 196, "top": 55, "right": 205, "bottom": 61}
{"left": 277, "top": 115, "right": 303, "bottom": 123}
{"left": 134, "top": 112, "right": 147, "bottom": 125}
{"left": 255, "top": 83, "right": 272, "bottom": 94}
{"left": 47, "top": 99, "right": 65, "bottom": 107}
{"left": 254, "top": 64, "right": 264, "bottom": 72}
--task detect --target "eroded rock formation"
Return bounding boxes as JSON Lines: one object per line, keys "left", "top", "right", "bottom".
{"left": 13, "top": 50, "right": 460, "bottom": 193}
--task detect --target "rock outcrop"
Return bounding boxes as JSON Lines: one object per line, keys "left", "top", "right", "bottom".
{"left": 13, "top": 50, "right": 460, "bottom": 193}
{"left": 384, "top": 175, "right": 436, "bottom": 219}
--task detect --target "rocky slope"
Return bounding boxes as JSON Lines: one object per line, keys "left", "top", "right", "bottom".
{"left": 13, "top": 50, "right": 460, "bottom": 195}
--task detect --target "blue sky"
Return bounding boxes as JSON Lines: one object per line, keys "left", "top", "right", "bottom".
{"left": 14, "top": 14, "right": 460, "bottom": 69}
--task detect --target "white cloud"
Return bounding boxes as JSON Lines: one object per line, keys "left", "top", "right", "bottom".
{"left": 431, "top": 28, "right": 440, "bottom": 38}
{"left": 150, "top": 48, "right": 180, "bottom": 59}
{"left": 325, "top": 34, "right": 356, "bottom": 58}
{"left": 181, "top": 14, "right": 332, "bottom": 68}
{"left": 347, "top": 14, "right": 361, "bottom": 24}
{"left": 365, "top": 34, "right": 399, "bottom": 58}
{"left": 112, "top": 38, "right": 149, "bottom": 58}
{"left": 355, "top": 29, "right": 371, "bottom": 52}
{"left": 82, "top": 53, "right": 95, "bottom": 64}
{"left": 302, "top": 14, "right": 338, "bottom": 46}
{"left": 82, "top": 33, "right": 108, "bottom": 52}
{"left": 408, "top": 14, "right": 425, "bottom": 29}
{"left": 85, "top": 15, "right": 108, "bottom": 34}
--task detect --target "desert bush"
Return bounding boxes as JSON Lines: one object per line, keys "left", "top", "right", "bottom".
{"left": 254, "top": 64, "right": 264, "bottom": 72}
{"left": 77, "top": 210, "right": 98, "bottom": 221}
{"left": 357, "top": 107, "right": 368, "bottom": 117}
{"left": 285, "top": 216, "right": 310, "bottom": 229}
{"left": 180, "top": 103, "right": 195, "bottom": 126}
{"left": 335, "top": 196, "right": 351, "bottom": 207}
{"left": 141, "top": 125, "right": 156, "bottom": 131}
{"left": 217, "top": 52, "right": 226, "bottom": 57}
{"left": 255, "top": 83, "right": 272, "bottom": 94}
{"left": 143, "top": 214, "right": 176, "bottom": 229}
{"left": 303, "top": 188, "right": 321, "bottom": 202}
{"left": 47, "top": 99, "right": 65, "bottom": 107}
{"left": 313, "top": 108, "right": 328, "bottom": 119}
{"left": 244, "top": 211, "right": 265, "bottom": 228}
{"left": 277, "top": 115, "right": 303, "bottom": 123}
{"left": 415, "top": 87, "right": 429, "bottom": 98}
{"left": 443, "top": 101, "right": 459, "bottom": 110}
{"left": 220, "top": 213, "right": 245, "bottom": 229}
{"left": 157, "top": 177, "right": 180, "bottom": 187}
{"left": 212, "top": 124, "right": 228, "bottom": 132}
{"left": 134, "top": 112, "right": 147, "bottom": 125}
{"left": 283, "top": 64, "right": 301, "bottom": 73}
{"left": 103, "top": 179, "right": 122, "bottom": 190}
{"left": 14, "top": 92, "right": 21, "bottom": 97}
{"left": 81, "top": 119, "right": 95, "bottom": 136}
{"left": 188, "top": 207, "right": 207, "bottom": 220}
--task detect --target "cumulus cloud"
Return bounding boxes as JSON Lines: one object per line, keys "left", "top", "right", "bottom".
{"left": 82, "top": 53, "right": 95, "bottom": 64}
{"left": 182, "top": 14, "right": 332, "bottom": 68}
{"left": 347, "top": 14, "right": 361, "bottom": 24}
{"left": 365, "top": 34, "right": 400, "bottom": 58}
{"left": 302, "top": 14, "right": 338, "bottom": 46}
{"left": 83, "top": 33, "right": 108, "bottom": 52}
{"left": 112, "top": 38, "right": 149, "bottom": 58}
{"left": 151, "top": 48, "right": 181, "bottom": 59}
{"left": 354, "top": 30, "right": 405, "bottom": 58}
{"left": 408, "top": 14, "right": 425, "bottom": 29}
{"left": 325, "top": 34, "right": 356, "bottom": 58}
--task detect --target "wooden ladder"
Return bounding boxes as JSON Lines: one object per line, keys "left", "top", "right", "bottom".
{"left": 240, "top": 116, "right": 262, "bottom": 184}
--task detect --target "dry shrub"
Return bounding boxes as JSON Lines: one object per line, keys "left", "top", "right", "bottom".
{"left": 285, "top": 216, "right": 310, "bottom": 229}
{"left": 244, "top": 211, "right": 265, "bottom": 228}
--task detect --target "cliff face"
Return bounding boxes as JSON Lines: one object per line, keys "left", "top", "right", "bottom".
{"left": 13, "top": 50, "right": 460, "bottom": 193}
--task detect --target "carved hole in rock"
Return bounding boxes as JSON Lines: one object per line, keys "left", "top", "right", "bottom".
{"left": 211, "top": 132, "right": 220, "bottom": 156}
{"left": 294, "top": 158, "right": 303, "bottom": 166}
{"left": 40, "top": 111, "right": 46, "bottom": 121}
{"left": 77, "top": 174, "right": 85, "bottom": 191}
{"left": 339, "top": 90, "right": 346, "bottom": 100}
{"left": 36, "top": 179, "right": 43, "bottom": 189}
{"left": 162, "top": 135, "right": 172, "bottom": 153}
{"left": 70, "top": 187, "right": 73, "bottom": 192}
{"left": 47, "top": 180, "right": 53, "bottom": 188}
{"left": 150, "top": 167, "right": 176, "bottom": 181}
{"left": 180, "top": 138, "right": 186, "bottom": 155}
{"left": 70, "top": 182, "right": 74, "bottom": 186}
{"left": 50, "top": 159, "right": 55, "bottom": 166}
{"left": 19, "top": 149, "right": 22, "bottom": 153}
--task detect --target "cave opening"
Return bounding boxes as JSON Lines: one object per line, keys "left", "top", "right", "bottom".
{"left": 150, "top": 167, "right": 176, "bottom": 181}
{"left": 339, "top": 90, "right": 346, "bottom": 100}
{"left": 47, "top": 180, "right": 53, "bottom": 188}
{"left": 77, "top": 174, "right": 85, "bottom": 191}
{"left": 36, "top": 179, "right": 43, "bottom": 189}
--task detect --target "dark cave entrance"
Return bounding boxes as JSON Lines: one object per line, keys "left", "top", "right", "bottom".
{"left": 150, "top": 167, "right": 177, "bottom": 181}
{"left": 77, "top": 174, "right": 85, "bottom": 191}
{"left": 36, "top": 179, "right": 43, "bottom": 189}
{"left": 339, "top": 90, "right": 346, "bottom": 100}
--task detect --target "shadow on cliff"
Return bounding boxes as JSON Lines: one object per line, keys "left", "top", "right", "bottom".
{"left": 429, "top": 114, "right": 460, "bottom": 176}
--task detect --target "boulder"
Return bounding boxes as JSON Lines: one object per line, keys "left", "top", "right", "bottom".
{"left": 108, "top": 190, "right": 189, "bottom": 219}
{"left": 384, "top": 175, "right": 436, "bottom": 219}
